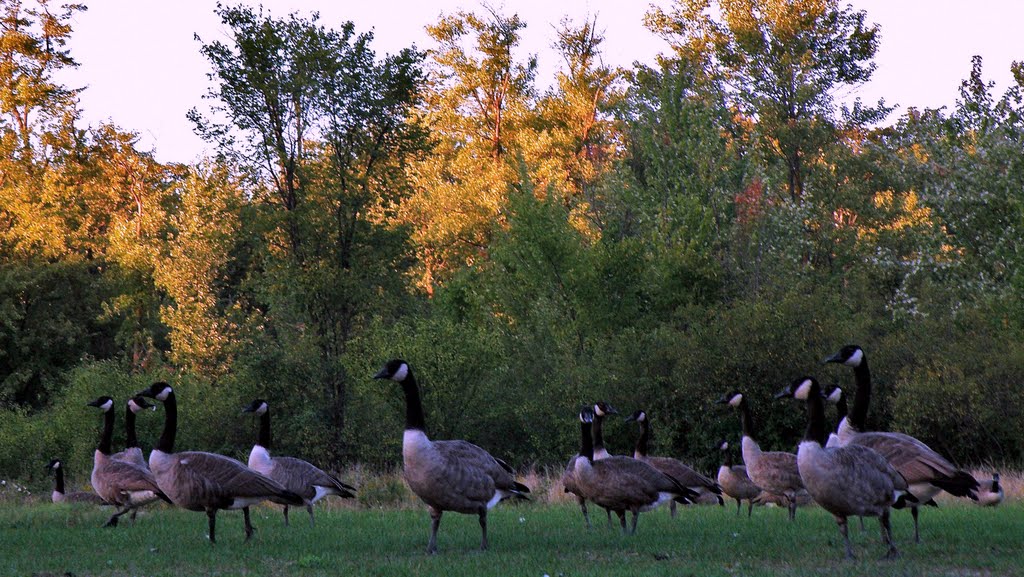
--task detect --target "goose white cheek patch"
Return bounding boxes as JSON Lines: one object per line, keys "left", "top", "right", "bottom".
{"left": 393, "top": 364, "right": 409, "bottom": 382}
{"left": 794, "top": 379, "right": 813, "bottom": 400}
{"left": 846, "top": 349, "right": 863, "bottom": 367}
{"left": 156, "top": 388, "right": 171, "bottom": 401}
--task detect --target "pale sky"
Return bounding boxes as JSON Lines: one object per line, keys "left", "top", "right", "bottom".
{"left": 56, "top": 1, "right": 1024, "bottom": 164}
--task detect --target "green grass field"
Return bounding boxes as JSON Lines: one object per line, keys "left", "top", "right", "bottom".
{"left": 2, "top": 499, "right": 1020, "bottom": 577}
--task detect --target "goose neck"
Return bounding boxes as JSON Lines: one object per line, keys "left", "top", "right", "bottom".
{"left": 258, "top": 409, "right": 272, "bottom": 449}
{"left": 592, "top": 412, "right": 607, "bottom": 454}
{"left": 401, "top": 374, "right": 427, "bottom": 432}
{"left": 579, "top": 420, "right": 594, "bottom": 461}
{"left": 635, "top": 419, "right": 651, "bottom": 458}
{"left": 124, "top": 404, "right": 139, "bottom": 449}
{"left": 155, "top": 391, "right": 177, "bottom": 454}
{"left": 53, "top": 466, "right": 65, "bottom": 494}
{"left": 803, "top": 390, "right": 828, "bottom": 446}
{"left": 738, "top": 397, "right": 756, "bottom": 440}
{"left": 98, "top": 406, "right": 115, "bottom": 455}
{"left": 848, "top": 359, "right": 871, "bottom": 430}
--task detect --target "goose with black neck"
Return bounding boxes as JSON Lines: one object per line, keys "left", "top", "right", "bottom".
{"left": 136, "top": 382, "right": 303, "bottom": 543}
{"left": 374, "top": 359, "right": 530, "bottom": 554}
{"left": 242, "top": 399, "right": 356, "bottom": 526}
{"left": 87, "top": 396, "right": 168, "bottom": 527}
{"left": 825, "top": 344, "right": 979, "bottom": 542}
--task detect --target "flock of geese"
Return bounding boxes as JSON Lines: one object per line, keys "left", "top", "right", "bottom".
{"left": 45, "top": 345, "right": 1005, "bottom": 559}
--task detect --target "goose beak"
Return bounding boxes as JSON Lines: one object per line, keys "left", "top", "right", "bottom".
{"left": 822, "top": 351, "right": 843, "bottom": 364}
{"left": 86, "top": 398, "right": 104, "bottom": 407}
{"left": 372, "top": 368, "right": 389, "bottom": 380}
{"left": 714, "top": 395, "right": 730, "bottom": 404}
{"left": 624, "top": 413, "right": 637, "bottom": 422}
{"left": 773, "top": 387, "right": 791, "bottom": 399}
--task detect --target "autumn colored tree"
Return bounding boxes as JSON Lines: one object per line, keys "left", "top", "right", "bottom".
{"left": 646, "top": 0, "right": 880, "bottom": 202}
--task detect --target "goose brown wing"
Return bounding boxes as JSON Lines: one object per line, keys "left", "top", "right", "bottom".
{"left": 172, "top": 451, "right": 301, "bottom": 505}
{"left": 271, "top": 456, "right": 356, "bottom": 498}
{"left": 98, "top": 460, "right": 163, "bottom": 494}
{"left": 646, "top": 457, "right": 721, "bottom": 493}
{"left": 850, "top": 432, "right": 958, "bottom": 484}
{"left": 435, "top": 440, "right": 524, "bottom": 493}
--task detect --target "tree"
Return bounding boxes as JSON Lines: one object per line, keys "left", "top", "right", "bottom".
{"left": 646, "top": 0, "right": 881, "bottom": 202}
{"left": 402, "top": 6, "right": 538, "bottom": 290}
{"left": 535, "top": 17, "right": 624, "bottom": 233}
{"left": 191, "top": 5, "right": 429, "bottom": 464}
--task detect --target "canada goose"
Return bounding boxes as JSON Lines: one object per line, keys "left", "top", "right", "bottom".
{"left": 111, "top": 396, "right": 155, "bottom": 468}
{"left": 717, "top": 391, "right": 806, "bottom": 520}
{"left": 135, "top": 382, "right": 304, "bottom": 543}
{"left": 626, "top": 410, "right": 723, "bottom": 516}
{"left": 373, "top": 360, "right": 530, "bottom": 554}
{"left": 46, "top": 459, "right": 106, "bottom": 505}
{"left": 242, "top": 399, "right": 356, "bottom": 526}
{"left": 560, "top": 410, "right": 592, "bottom": 529}
{"left": 573, "top": 408, "right": 698, "bottom": 534}
{"left": 977, "top": 473, "right": 1004, "bottom": 507}
{"left": 87, "top": 396, "right": 169, "bottom": 527}
{"left": 776, "top": 377, "right": 909, "bottom": 559}
{"left": 716, "top": 440, "right": 760, "bottom": 516}
{"left": 825, "top": 345, "right": 979, "bottom": 542}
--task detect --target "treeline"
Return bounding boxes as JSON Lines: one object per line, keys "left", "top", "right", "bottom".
{"left": 2, "top": 0, "right": 1024, "bottom": 485}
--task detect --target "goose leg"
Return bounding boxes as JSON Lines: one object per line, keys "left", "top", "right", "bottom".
{"left": 130, "top": 508, "right": 138, "bottom": 525}
{"left": 735, "top": 498, "right": 742, "bottom": 515}
{"left": 577, "top": 496, "right": 591, "bottom": 529}
{"left": 788, "top": 496, "right": 797, "bottom": 521}
{"left": 880, "top": 509, "right": 900, "bottom": 559}
{"left": 615, "top": 510, "right": 627, "bottom": 533}
{"left": 478, "top": 506, "right": 488, "bottom": 551}
{"left": 206, "top": 508, "right": 217, "bottom": 544}
{"left": 605, "top": 507, "right": 613, "bottom": 529}
{"left": 670, "top": 500, "right": 677, "bottom": 518}
{"left": 837, "top": 516, "right": 854, "bottom": 559}
{"left": 630, "top": 509, "right": 640, "bottom": 535}
{"left": 307, "top": 504, "right": 315, "bottom": 527}
{"left": 243, "top": 506, "right": 254, "bottom": 542}
{"left": 283, "top": 504, "right": 290, "bottom": 527}
{"left": 427, "top": 507, "right": 442, "bottom": 555}
{"left": 911, "top": 506, "right": 921, "bottom": 543}
{"left": 103, "top": 506, "right": 131, "bottom": 527}
{"left": 747, "top": 499, "right": 754, "bottom": 517}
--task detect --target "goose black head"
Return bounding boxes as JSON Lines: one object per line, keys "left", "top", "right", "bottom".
{"left": 716, "top": 391, "right": 744, "bottom": 407}
{"left": 136, "top": 381, "right": 173, "bottom": 402}
{"left": 373, "top": 359, "right": 410, "bottom": 382}
{"left": 46, "top": 458, "right": 62, "bottom": 471}
{"left": 774, "top": 377, "right": 822, "bottom": 401}
{"left": 625, "top": 410, "right": 646, "bottom": 423}
{"left": 579, "top": 407, "right": 594, "bottom": 424}
{"left": 86, "top": 396, "right": 115, "bottom": 412}
{"left": 127, "top": 396, "right": 155, "bottom": 413}
{"left": 242, "top": 399, "right": 269, "bottom": 415}
{"left": 593, "top": 401, "right": 618, "bottom": 417}
{"left": 823, "top": 345, "right": 864, "bottom": 367}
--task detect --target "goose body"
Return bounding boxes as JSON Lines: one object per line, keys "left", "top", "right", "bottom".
{"left": 46, "top": 459, "right": 106, "bottom": 505}
{"left": 87, "top": 397, "right": 168, "bottom": 527}
{"left": 825, "top": 345, "right": 979, "bottom": 542}
{"left": 778, "top": 377, "right": 906, "bottom": 559}
{"left": 719, "top": 392, "right": 806, "bottom": 520}
{"left": 242, "top": 399, "right": 356, "bottom": 526}
{"left": 627, "top": 410, "right": 723, "bottom": 514}
{"left": 374, "top": 360, "right": 529, "bottom": 554}
{"left": 716, "top": 441, "right": 761, "bottom": 516}
{"left": 137, "top": 383, "right": 303, "bottom": 543}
